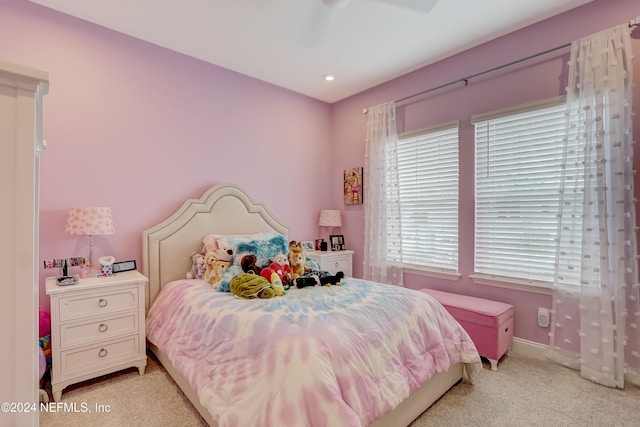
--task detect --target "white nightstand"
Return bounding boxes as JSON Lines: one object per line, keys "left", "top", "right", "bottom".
{"left": 45, "top": 270, "right": 148, "bottom": 401}
{"left": 307, "top": 250, "right": 353, "bottom": 277}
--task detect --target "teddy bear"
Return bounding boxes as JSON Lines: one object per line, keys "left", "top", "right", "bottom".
{"left": 208, "top": 259, "right": 231, "bottom": 288}
{"left": 186, "top": 251, "right": 206, "bottom": 279}
{"left": 203, "top": 251, "right": 219, "bottom": 283}
{"left": 260, "top": 253, "right": 292, "bottom": 290}
{"left": 288, "top": 242, "right": 308, "bottom": 280}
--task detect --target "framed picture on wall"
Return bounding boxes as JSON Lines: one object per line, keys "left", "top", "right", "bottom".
{"left": 330, "top": 234, "right": 345, "bottom": 251}
{"left": 344, "top": 167, "right": 363, "bottom": 205}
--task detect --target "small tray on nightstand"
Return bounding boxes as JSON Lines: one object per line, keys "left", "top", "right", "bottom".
{"left": 56, "top": 276, "right": 78, "bottom": 286}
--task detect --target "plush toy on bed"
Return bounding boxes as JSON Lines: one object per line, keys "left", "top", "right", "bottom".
{"left": 203, "top": 251, "right": 218, "bottom": 283}
{"left": 288, "top": 242, "right": 309, "bottom": 280}
{"left": 186, "top": 251, "right": 206, "bottom": 279}
{"left": 296, "top": 270, "right": 345, "bottom": 288}
{"left": 208, "top": 259, "right": 231, "bottom": 288}
{"left": 260, "top": 253, "right": 292, "bottom": 291}
{"left": 212, "top": 241, "right": 234, "bottom": 263}
{"left": 240, "top": 254, "right": 262, "bottom": 275}
{"left": 230, "top": 273, "right": 276, "bottom": 299}
{"left": 204, "top": 251, "right": 230, "bottom": 287}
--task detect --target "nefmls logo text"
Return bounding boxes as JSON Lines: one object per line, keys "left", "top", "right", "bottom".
{"left": 40, "top": 402, "right": 90, "bottom": 413}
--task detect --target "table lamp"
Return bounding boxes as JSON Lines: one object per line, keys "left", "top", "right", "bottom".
{"left": 65, "top": 207, "right": 115, "bottom": 273}
{"left": 319, "top": 209, "right": 341, "bottom": 251}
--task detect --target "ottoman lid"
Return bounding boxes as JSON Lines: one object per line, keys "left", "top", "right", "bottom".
{"left": 418, "top": 288, "right": 514, "bottom": 327}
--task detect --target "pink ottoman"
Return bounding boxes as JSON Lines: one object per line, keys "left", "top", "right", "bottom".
{"left": 419, "top": 288, "right": 514, "bottom": 370}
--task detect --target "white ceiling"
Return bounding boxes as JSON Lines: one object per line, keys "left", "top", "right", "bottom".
{"left": 29, "top": 0, "right": 593, "bottom": 103}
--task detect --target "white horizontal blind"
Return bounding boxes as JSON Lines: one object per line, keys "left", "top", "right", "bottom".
{"left": 391, "top": 124, "right": 459, "bottom": 271}
{"left": 474, "top": 103, "right": 580, "bottom": 284}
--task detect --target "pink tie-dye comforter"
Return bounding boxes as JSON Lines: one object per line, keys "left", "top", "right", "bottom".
{"left": 146, "top": 278, "right": 481, "bottom": 426}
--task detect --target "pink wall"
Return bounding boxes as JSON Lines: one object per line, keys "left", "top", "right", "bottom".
{"left": 330, "top": 0, "right": 640, "bottom": 344}
{"left": 0, "top": 0, "right": 332, "bottom": 308}
{"left": 3, "top": 0, "right": 639, "bottom": 345}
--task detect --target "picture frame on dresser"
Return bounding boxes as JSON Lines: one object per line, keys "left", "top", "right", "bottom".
{"left": 301, "top": 240, "right": 314, "bottom": 251}
{"left": 330, "top": 234, "right": 345, "bottom": 251}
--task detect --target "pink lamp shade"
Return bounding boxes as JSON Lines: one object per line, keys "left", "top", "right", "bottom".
{"left": 65, "top": 207, "right": 114, "bottom": 271}
{"left": 319, "top": 209, "right": 342, "bottom": 227}
{"left": 65, "top": 207, "right": 115, "bottom": 236}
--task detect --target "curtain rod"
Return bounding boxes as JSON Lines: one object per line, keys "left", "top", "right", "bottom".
{"left": 363, "top": 18, "right": 640, "bottom": 113}
{"left": 394, "top": 42, "right": 570, "bottom": 104}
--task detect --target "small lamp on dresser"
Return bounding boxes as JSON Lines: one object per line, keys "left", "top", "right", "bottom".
{"left": 319, "top": 209, "right": 342, "bottom": 251}
{"left": 65, "top": 206, "right": 114, "bottom": 273}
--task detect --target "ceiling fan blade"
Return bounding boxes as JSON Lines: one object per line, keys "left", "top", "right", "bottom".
{"left": 372, "top": 0, "right": 438, "bottom": 13}
{"left": 301, "top": 1, "right": 333, "bottom": 47}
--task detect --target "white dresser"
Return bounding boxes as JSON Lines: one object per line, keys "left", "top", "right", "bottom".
{"left": 307, "top": 250, "right": 354, "bottom": 277}
{"left": 46, "top": 270, "right": 148, "bottom": 401}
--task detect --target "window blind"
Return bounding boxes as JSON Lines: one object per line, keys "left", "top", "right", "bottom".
{"left": 474, "top": 102, "right": 580, "bottom": 284}
{"left": 392, "top": 123, "right": 459, "bottom": 272}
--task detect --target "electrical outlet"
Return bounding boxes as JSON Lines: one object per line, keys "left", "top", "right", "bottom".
{"left": 537, "top": 307, "right": 550, "bottom": 328}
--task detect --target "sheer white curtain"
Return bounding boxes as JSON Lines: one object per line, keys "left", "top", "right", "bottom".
{"left": 550, "top": 24, "right": 639, "bottom": 388}
{"left": 363, "top": 102, "right": 403, "bottom": 285}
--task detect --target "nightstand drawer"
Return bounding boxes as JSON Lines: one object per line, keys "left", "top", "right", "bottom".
{"left": 58, "top": 287, "right": 139, "bottom": 321}
{"left": 322, "top": 258, "right": 350, "bottom": 274}
{"left": 59, "top": 335, "right": 140, "bottom": 377}
{"left": 60, "top": 312, "right": 139, "bottom": 349}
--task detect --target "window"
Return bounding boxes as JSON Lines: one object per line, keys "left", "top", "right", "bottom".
{"left": 473, "top": 98, "right": 580, "bottom": 286}
{"left": 388, "top": 122, "right": 459, "bottom": 273}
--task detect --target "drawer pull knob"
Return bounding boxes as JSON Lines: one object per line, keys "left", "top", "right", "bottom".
{"left": 335, "top": 262, "right": 339, "bottom": 267}
{"left": 98, "top": 298, "right": 108, "bottom": 307}
{"left": 98, "top": 323, "right": 108, "bottom": 333}
{"left": 98, "top": 348, "right": 108, "bottom": 358}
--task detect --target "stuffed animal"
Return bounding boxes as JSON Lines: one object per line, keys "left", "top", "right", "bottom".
{"left": 321, "top": 271, "right": 344, "bottom": 286}
{"left": 265, "top": 270, "right": 286, "bottom": 296}
{"left": 295, "top": 276, "right": 318, "bottom": 289}
{"left": 211, "top": 240, "right": 234, "bottom": 263}
{"left": 230, "top": 273, "right": 275, "bottom": 299}
{"left": 208, "top": 259, "right": 231, "bottom": 288}
{"left": 296, "top": 269, "right": 344, "bottom": 288}
{"left": 203, "top": 251, "right": 219, "bottom": 283}
{"left": 186, "top": 251, "right": 206, "bottom": 279}
{"left": 260, "top": 253, "right": 292, "bottom": 289}
{"left": 288, "top": 242, "right": 308, "bottom": 279}
{"left": 241, "top": 254, "right": 262, "bottom": 275}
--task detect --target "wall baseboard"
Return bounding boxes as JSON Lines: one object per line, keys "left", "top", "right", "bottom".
{"left": 510, "top": 337, "right": 549, "bottom": 361}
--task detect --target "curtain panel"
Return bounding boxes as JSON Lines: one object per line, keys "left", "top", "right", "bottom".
{"left": 363, "top": 102, "right": 403, "bottom": 285}
{"left": 550, "top": 24, "right": 639, "bottom": 388}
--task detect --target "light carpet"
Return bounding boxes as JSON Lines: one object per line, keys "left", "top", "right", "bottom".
{"left": 40, "top": 351, "right": 640, "bottom": 426}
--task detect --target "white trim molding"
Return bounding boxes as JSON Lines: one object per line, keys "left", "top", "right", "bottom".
{"left": 511, "top": 337, "right": 549, "bottom": 361}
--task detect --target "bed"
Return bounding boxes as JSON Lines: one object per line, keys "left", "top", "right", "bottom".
{"left": 143, "top": 184, "right": 481, "bottom": 427}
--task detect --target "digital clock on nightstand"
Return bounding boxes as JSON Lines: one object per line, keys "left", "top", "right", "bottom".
{"left": 112, "top": 260, "right": 137, "bottom": 273}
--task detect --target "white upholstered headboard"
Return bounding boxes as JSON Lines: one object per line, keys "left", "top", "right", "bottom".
{"left": 142, "top": 184, "right": 289, "bottom": 312}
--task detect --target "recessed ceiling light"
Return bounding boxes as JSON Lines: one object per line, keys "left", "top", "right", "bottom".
{"left": 323, "top": 73, "right": 335, "bottom": 81}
